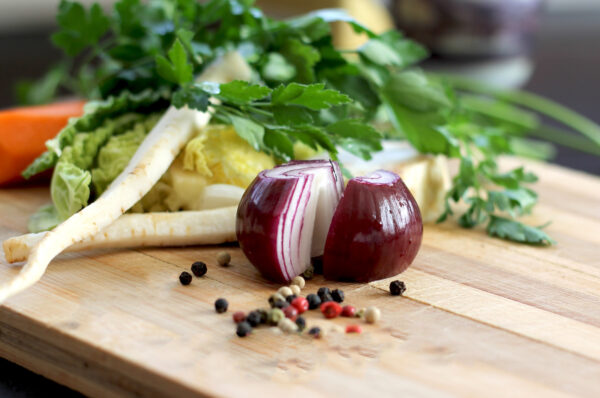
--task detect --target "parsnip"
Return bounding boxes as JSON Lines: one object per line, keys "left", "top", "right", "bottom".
{"left": 0, "top": 53, "right": 250, "bottom": 303}
{"left": 3, "top": 207, "right": 237, "bottom": 263}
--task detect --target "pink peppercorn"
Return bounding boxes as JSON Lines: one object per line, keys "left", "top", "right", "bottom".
{"left": 341, "top": 305, "right": 356, "bottom": 317}
{"left": 345, "top": 324, "right": 362, "bottom": 334}
{"left": 320, "top": 301, "right": 342, "bottom": 319}
{"left": 232, "top": 311, "right": 246, "bottom": 324}
{"left": 283, "top": 305, "right": 298, "bottom": 320}
{"left": 291, "top": 296, "right": 309, "bottom": 314}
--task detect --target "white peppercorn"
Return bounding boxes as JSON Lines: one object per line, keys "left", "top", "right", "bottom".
{"left": 278, "top": 318, "right": 298, "bottom": 333}
{"left": 365, "top": 306, "right": 381, "bottom": 324}
{"left": 278, "top": 286, "right": 293, "bottom": 298}
{"left": 290, "top": 276, "right": 305, "bottom": 289}
{"left": 289, "top": 284, "right": 301, "bottom": 296}
{"left": 216, "top": 251, "right": 231, "bottom": 266}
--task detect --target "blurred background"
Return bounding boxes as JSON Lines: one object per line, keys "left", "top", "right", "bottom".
{"left": 0, "top": 0, "right": 598, "bottom": 396}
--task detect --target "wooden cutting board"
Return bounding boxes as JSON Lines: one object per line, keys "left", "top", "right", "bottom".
{"left": 1, "top": 158, "right": 599, "bottom": 398}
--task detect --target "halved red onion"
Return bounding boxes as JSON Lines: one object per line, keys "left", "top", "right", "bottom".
{"left": 236, "top": 160, "right": 343, "bottom": 282}
{"left": 322, "top": 170, "right": 422, "bottom": 282}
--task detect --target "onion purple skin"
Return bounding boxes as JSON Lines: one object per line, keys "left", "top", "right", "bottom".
{"left": 236, "top": 176, "right": 297, "bottom": 283}
{"left": 323, "top": 170, "right": 423, "bottom": 283}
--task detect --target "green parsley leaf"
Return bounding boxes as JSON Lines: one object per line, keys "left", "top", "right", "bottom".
{"left": 155, "top": 39, "right": 193, "bottom": 84}
{"left": 229, "top": 115, "right": 265, "bottom": 151}
{"left": 326, "top": 120, "right": 383, "bottom": 160}
{"left": 487, "top": 216, "right": 555, "bottom": 245}
{"left": 52, "top": 1, "right": 110, "bottom": 56}
{"left": 217, "top": 81, "right": 272, "bottom": 104}
{"left": 272, "top": 83, "right": 351, "bottom": 110}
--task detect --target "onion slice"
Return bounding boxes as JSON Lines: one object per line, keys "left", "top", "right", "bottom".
{"left": 236, "top": 160, "right": 343, "bottom": 282}
{"left": 323, "top": 170, "right": 423, "bottom": 282}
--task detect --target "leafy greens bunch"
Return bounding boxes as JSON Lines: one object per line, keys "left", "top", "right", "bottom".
{"left": 21, "top": 0, "right": 600, "bottom": 245}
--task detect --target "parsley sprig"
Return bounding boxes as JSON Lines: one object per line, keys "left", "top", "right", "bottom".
{"left": 18, "top": 0, "right": 600, "bottom": 245}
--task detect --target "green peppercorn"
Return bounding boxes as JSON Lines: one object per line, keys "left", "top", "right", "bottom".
{"left": 302, "top": 265, "right": 314, "bottom": 280}
{"left": 356, "top": 308, "right": 366, "bottom": 318}
{"left": 268, "top": 308, "right": 285, "bottom": 325}
{"left": 216, "top": 251, "right": 231, "bottom": 266}
{"left": 179, "top": 271, "right": 192, "bottom": 285}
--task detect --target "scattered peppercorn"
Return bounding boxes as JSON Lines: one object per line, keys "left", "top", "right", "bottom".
{"left": 345, "top": 324, "right": 362, "bottom": 334}
{"left": 214, "top": 298, "right": 228, "bottom": 313}
{"left": 331, "top": 289, "right": 344, "bottom": 303}
{"left": 291, "top": 296, "right": 309, "bottom": 314}
{"left": 278, "top": 286, "right": 293, "bottom": 298}
{"left": 356, "top": 308, "right": 366, "bottom": 318}
{"left": 291, "top": 276, "right": 306, "bottom": 289}
{"left": 295, "top": 316, "right": 306, "bottom": 331}
{"left": 246, "top": 311, "right": 262, "bottom": 327}
{"left": 365, "top": 306, "right": 381, "bottom": 324}
{"left": 286, "top": 294, "right": 297, "bottom": 304}
{"left": 321, "top": 301, "right": 343, "bottom": 319}
{"left": 269, "top": 293, "right": 285, "bottom": 306}
{"left": 190, "top": 261, "right": 207, "bottom": 277}
{"left": 232, "top": 311, "right": 246, "bottom": 324}
{"left": 320, "top": 292, "right": 333, "bottom": 303}
{"left": 317, "top": 287, "right": 330, "bottom": 298}
{"left": 306, "top": 293, "right": 321, "bottom": 310}
{"left": 267, "top": 308, "right": 285, "bottom": 325}
{"left": 341, "top": 305, "right": 356, "bottom": 317}
{"left": 272, "top": 299, "right": 289, "bottom": 309}
{"left": 390, "top": 280, "right": 407, "bottom": 296}
{"left": 308, "top": 326, "right": 322, "bottom": 339}
{"left": 302, "top": 265, "right": 314, "bottom": 280}
{"left": 290, "top": 284, "right": 301, "bottom": 296}
{"left": 283, "top": 305, "right": 298, "bottom": 320}
{"left": 236, "top": 321, "right": 252, "bottom": 337}
{"left": 216, "top": 251, "right": 231, "bottom": 267}
{"left": 179, "top": 271, "right": 192, "bottom": 285}
{"left": 256, "top": 308, "right": 269, "bottom": 324}
{"left": 278, "top": 318, "right": 298, "bottom": 333}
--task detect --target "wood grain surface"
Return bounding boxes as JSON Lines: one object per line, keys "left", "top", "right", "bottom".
{"left": 0, "top": 158, "right": 599, "bottom": 398}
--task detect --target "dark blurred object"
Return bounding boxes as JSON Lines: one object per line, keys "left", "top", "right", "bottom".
{"left": 390, "top": 0, "right": 544, "bottom": 60}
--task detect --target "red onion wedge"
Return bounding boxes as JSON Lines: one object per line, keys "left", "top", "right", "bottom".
{"left": 236, "top": 160, "right": 343, "bottom": 282}
{"left": 323, "top": 170, "right": 422, "bottom": 282}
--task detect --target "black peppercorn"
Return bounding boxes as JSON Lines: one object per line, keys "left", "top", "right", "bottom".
{"left": 236, "top": 321, "right": 252, "bottom": 337}
{"left": 179, "top": 271, "right": 192, "bottom": 285}
{"left": 331, "top": 289, "right": 344, "bottom": 303}
{"left": 286, "top": 294, "right": 297, "bottom": 304}
{"left": 191, "top": 261, "right": 207, "bottom": 277}
{"left": 246, "top": 311, "right": 262, "bottom": 327}
{"left": 256, "top": 308, "right": 269, "bottom": 324}
{"left": 214, "top": 298, "right": 228, "bottom": 313}
{"left": 272, "top": 299, "right": 289, "bottom": 309}
{"left": 308, "top": 326, "right": 321, "bottom": 338}
{"left": 295, "top": 316, "right": 306, "bottom": 331}
{"left": 306, "top": 293, "right": 321, "bottom": 310}
{"left": 320, "top": 292, "right": 333, "bottom": 303}
{"left": 317, "top": 287, "right": 330, "bottom": 298}
{"left": 390, "top": 280, "right": 406, "bottom": 296}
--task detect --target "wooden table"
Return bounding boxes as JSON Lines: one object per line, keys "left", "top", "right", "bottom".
{"left": 1, "top": 158, "right": 599, "bottom": 397}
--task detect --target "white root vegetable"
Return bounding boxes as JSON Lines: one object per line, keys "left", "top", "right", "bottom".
{"left": 3, "top": 207, "right": 237, "bottom": 264}
{"left": 198, "top": 184, "right": 245, "bottom": 210}
{"left": 0, "top": 53, "right": 250, "bottom": 303}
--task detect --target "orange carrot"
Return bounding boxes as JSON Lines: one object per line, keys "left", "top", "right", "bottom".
{"left": 0, "top": 100, "right": 86, "bottom": 185}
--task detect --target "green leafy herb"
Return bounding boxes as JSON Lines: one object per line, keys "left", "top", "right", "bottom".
{"left": 20, "top": 0, "right": 600, "bottom": 244}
